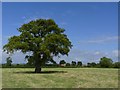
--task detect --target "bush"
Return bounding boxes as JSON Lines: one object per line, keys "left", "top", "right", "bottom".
{"left": 71, "top": 61, "right": 76, "bottom": 66}
{"left": 59, "top": 60, "right": 66, "bottom": 64}
{"left": 113, "top": 62, "right": 120, "bottom": 68}
{"left": 77, "top": 61, "right": 82, "bottom": 67}
{"left": 99, "top": 57, "right": 113, "bottom": 68}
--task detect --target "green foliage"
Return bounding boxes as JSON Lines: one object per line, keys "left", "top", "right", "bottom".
{"left": 25, "top": 55, "right": 35, "bottom": 66}
{"left": 99, "top": 57, "right": 113, "bottom": 68}
{"left": 59, "top": 60, "right": 66, "bottom": 64}
{"left": 6, "top": 57, "right": 12, "bottom": 66}
{"left": 113, "top": 62, "right": 120, "bottom": 68}
{"left": 3, "top": 19, "right": 72, "bottom": 70}
{"left": 77, "top": 61, "right": 82, "bottom": 67}
{"left": 87, "top": 62, "right": 96, "bottom": 67}
{"left": 71, "top": 61, "right": 76, "bottom": 66}
{"left": 87, "top": 63, "right": 91, "bottom": 67}
{"left": 66, "top": 63, "right": 70, "bottom": 66}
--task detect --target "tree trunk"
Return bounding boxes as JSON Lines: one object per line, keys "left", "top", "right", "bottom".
{"left": 35, "top": 66, "right": 41, "bottom": 73}
{"left": 34, "top": 52, "right": 42, "bottom": 73}
{"left": 34, "top": 59, "right": 42, "bottom": 73}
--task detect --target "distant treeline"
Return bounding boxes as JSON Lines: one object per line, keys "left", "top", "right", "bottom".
{"left": 1, "top": 62, "right": 120, "bottom": 68}
{"left": 1, "top": 57, "right": 120, "bottom": 68}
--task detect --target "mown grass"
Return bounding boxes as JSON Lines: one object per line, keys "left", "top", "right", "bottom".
{"left": 2, "top": 68, "right": 118, "bottom": 88}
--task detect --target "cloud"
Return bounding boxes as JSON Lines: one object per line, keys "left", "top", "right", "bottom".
{"left": 112, "top": 50, "right": 118, "bottom": 57}
{"left": 1, "top": 48, "right": 118, "bottom": 64}
{"left": 2, "top": 35, "right": 119, "bottom": 64}
{"left": 79, "top": 36, "right": 119, "bottom": 44}
{"left": 2, "top": 51, "right": 27, "bottom": 64}
{"left": 94, "top": 51, "right": 101, "bottom": 55}
{"left": 112, "top": 50, "right": 120, "bottom": 58}
{"left": 54, "top": 48, "right": 118, "bottom": 64}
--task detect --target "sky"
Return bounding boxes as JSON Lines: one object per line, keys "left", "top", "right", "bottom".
{"left": 2, "top": 2, "right": 119, "bottom": 64}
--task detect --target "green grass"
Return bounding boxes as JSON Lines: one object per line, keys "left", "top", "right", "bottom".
{"left": 2, "top": 68, "right": 118, "bottom": 88}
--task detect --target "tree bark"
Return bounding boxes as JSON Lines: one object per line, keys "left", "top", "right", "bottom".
{"left": 34, "top": 52, "right": 42, "bottom": 73}
{"left": 35, "top": 66, "right": 41, "bottom": 73}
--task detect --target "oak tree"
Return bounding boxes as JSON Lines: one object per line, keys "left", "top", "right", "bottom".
{"left": 3, "top": 19, "right": 72, "bottom": 73}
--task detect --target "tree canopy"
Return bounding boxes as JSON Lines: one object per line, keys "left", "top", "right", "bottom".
{"left": 77, "top": 61, "right": 82, "bottom": 66}
{"left": 59, "top": 60, "right": 66, "bottom": 65}
{"left": 99, "top": 57, "right": 113, "bottom": 68}
{"left": 3, "top": 19, "right": 72, "bottom": 72}
{"left": 71, "top": 61, "right": 76, "bottom": 66}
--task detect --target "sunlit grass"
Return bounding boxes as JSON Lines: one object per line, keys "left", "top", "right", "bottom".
{"left": 2, "top": 68, "right": 118, "bottom": 88}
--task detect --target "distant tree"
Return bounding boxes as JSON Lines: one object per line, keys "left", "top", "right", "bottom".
{"left": 71, "top": 61, "right": 76, "bottom": 66}
{"left": 59, "top": 60, "right": 66, "bottom": 65}
{"left": 66, "top": 63, "right": 70, "bottom": 66}
{"left": 87, "top": 62, "right": 97, "bottom": 67}
{"left": 113, "top": 62, "right": 120, "bottom": 68}
{"left": 16, "top": 64, "right": 19, "bottom": 67}
{"left": 49, "top": 59, "right": 57, "bottom": 65}
{"left": 92, "top": 62, "right": 97, "bottom": 67}
{"left": 95, "top": 63, "right": 101, "bottom": 68}
{"left": 6, "top": 57, "right": 12, "bottom": 66}
{"left": 87, "top": 63, "right": 91, "bottom": 67}
{"left": 77, "top": 61, "right": 82, "bottom": 67}
{"left": 3, "top": 19, "right": 72, "bottom": 73}
{"left": 99, "top": 57, "right": 113, "bottom": 68}
{"left": 25, "top": 55, "right": 34, "bottom": 66}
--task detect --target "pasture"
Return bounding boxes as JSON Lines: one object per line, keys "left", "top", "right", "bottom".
{"left": 2, "top": 68, "right": 118, "bottom": 88}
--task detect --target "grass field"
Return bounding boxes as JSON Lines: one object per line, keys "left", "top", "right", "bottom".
{"left": 2, "top": 68, "right": 118, "bottom": 88}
